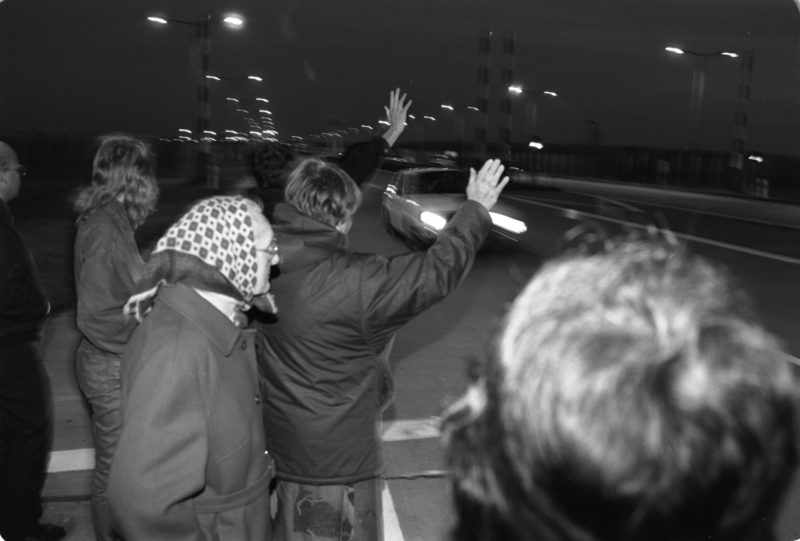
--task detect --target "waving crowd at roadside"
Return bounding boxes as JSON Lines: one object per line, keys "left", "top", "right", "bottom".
{"left": 1, "top": 89, "right": 798, "bottom": 541}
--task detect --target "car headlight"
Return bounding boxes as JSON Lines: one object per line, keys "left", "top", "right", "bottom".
{"left": 420, "top": 211, "right": 447, "bottom": 230}
{"left": 489, "top": 212, "right": 527, "bottom": 234}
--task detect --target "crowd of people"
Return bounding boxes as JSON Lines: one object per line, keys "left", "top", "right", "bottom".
{"left": 0, "top": 88, "right": 797, "bottom": 541}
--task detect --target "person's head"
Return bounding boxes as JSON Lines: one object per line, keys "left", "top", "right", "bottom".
{"left": 74, "top": 133, "right": 159, "bottom": 229}
{"left": 442, "top": 238, "right": 798, "bottom": 541}
{"left": 0, "top": 141, "right": 24, "bottom": 202}
{"left": 252, "top": 141, "right": 295, "bottom": 189}
{"left": 284, "top": 157, "right": 362, "bottom": 233}
{"left": 125, "top": 196, "right": 279, "bottom": 321}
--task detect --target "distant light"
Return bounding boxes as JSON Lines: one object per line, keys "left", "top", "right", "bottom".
{"left": 203, "top": 130, "right": 217, "bottom": 136}
{"left": 408, "top": 114, "right": 416, "bottom": 120}
{"left": 291, "top": 136, "right": 303, "bottom": 141}
{"left": 467, "top": 106, "right": 479, "bottom": 112}
{"left": 423, "top": 115, "right": 436, "bottom": 122}
{"left": 420, "top": 211, "right": 447, "bottom": 231}
{"left": 508, "top": 84, "right": 523, "bottom": 95}
{"left": 543, "top": 90, "right": 558, "bottom": 97}
{"left": 721, "top": 51, "right": 739, "bottom": 58}
{"left": 747, "top": 154, "right": 764, "bottom": 163}
{"left": 236, "top": 108, "right": 248, "bottom": 113}
{"left": 256, "top": 97, "right": 269, "bottom": 103}
{"left": 249, "top": 131, "right": 261, "bottom": 136}
{"left": 178, "top": 128, "right": 191, "bottom": 134}
{"left": 206, "top": 75, "right": 221, "bottom": 81}
{"left": 440, "top": 104, "right": 454, "bottom": 111}
{"left": 259, "top": 109, "right": 272, "bottom": 115}
{"left": 225, "top": 129, "right": 238, "bottom": 134}
{"left": 248, "top": 75, "right": 263, "bottom": 82}
{"left": 378, "top": 120, "right": 390, "bottom": 126}
{"left": 226, "top": 97, "right": 239, "bottom": 102}
{"left": 489, "top": 212, "right": 527, "bottom": 234}
{"left": 665, "top": 47, "right": 684, "bottom": 55}
{"left": 223, "top": 15, "right": 244, "bottom": 27}
{"left": 147, "top": 16, "right": 168, "bottom": 24}
{"left": 361, "top": 124, "right": 374, "bottom": 130}
{"left": 529, "top": 140, "right": 544, "bottom": 150}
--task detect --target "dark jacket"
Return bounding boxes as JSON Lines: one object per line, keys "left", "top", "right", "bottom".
{"left": 0, "top": 199, "right": 48, "bottom": 339}
{"left": 108, "top": 283, "right": 272, "bottom": 540}
{"left": 256, "top": 199, "right": 491, "bottom": 484}
{"left": 74, "top": 200, "right": 144, "bottom": 355}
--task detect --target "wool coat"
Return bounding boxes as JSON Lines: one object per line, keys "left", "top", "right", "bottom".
{"left": 108, "top": 283, "right": 272, "bottom": 540}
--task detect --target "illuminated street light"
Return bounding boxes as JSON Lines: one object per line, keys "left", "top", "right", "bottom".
{"left": 146, "top": 12, "right": 246, "bottom": 186}
{"left": 665, "top": 45, "right": 739, "bottom": 150}
{"left": 507, "top": 84, "right": 559, "bottom": 142}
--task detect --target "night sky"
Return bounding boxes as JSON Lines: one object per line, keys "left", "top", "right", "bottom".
{"left": 2, "top": 0, "right": 800, "bottom": 155}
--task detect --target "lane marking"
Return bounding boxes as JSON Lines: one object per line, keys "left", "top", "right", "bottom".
{"left": 503, "top": 194, "right": 800, "bottom": 265}
{"left": 383, "top": 482, "right": 404, "bottom": 541}
{"left": 47, "top": 418, "right": 444, "bottom": 473}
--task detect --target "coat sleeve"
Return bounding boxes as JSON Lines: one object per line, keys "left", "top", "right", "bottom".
{"left": 360, "top": 200, "right": 491, "bottom": 343}
{"left": 108, "top": 331, "right": 209, "bottom": 540}
{"left": 0, "top": 224, "right": 48, "bottom": 328}
{"left": 339, "top": 137, "right": 389, "bottom": 186}
{"left": 75, "top": 223, "right": 140, "bottom": 353}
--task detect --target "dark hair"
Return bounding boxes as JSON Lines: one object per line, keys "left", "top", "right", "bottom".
{"left": 442, "top": 239, "right": 798, "bottom": 541}
{"left": 252, "top": 141, "right": 295, "bottom": 188}
{"left": 284, "top": 157, "right": 362, "bottom": 227}
{"left": 74, "top": 134, "right": 159, "bottom": 229}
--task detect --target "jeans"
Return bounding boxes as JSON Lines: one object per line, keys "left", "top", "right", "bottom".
{"left": 0, "top": 340, "right": 50, "bottom": 540}
{"left": 75, "top": 340, "right": 122, "bottom": 541}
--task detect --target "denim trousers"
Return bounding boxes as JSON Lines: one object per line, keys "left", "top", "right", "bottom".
{"left": 75, "top": 340, "right": 122, "bottom": 541}
{"left": 0, "top": 340, "right": 50, "bottom": 540}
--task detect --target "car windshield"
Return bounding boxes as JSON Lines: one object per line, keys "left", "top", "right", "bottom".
{"left": 417, "top": 171, "right": 469, "bottom": 195}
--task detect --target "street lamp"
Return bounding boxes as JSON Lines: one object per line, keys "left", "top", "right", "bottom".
{"left": 665, "top": 46, "right": 738, "bottom": 150}
{"left": 507, "top": 84, "right": 558, "bottom": 143}
{"left": 147, "top": 12, "right": 245, "bottom": 185}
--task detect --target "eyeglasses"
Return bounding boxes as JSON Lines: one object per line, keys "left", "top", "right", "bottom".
{"left": 256, "top": 238, "right": 279, "bottom": 258}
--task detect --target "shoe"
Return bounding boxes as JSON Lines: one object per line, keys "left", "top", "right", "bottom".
{"left": 22, "top": 523, "right": 66, "bottom": 541}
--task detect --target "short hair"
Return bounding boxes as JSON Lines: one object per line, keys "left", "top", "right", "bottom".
{"left": 442, "top": 238, "right": 798, "bottom": 541}
{"left": 252, "top": 141, "right": 295, "bottom": 189}
{"left": 74, "top": 134, "right": 159, "bottom": 229}
{"left": 284, "top": 157, "right": 361, "bottom": 227}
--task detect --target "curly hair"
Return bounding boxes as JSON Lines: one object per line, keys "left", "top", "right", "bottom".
{"left": 284, "top": 157, "right": 361, "bottom": 227}
{"left": 252, "top": 141, "right": 295, "bottom": 189}
{"left": 442, "top": 238, "right": 798, "bottom": 541}
{"left": 74, "top": 134, "right": 159, "bottom": 229}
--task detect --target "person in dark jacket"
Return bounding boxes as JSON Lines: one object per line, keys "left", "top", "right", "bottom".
{"left": 108, "top": 196, "right": 280, "bottom": 540}
{"left": 0, "top": 141, "right": 66, "bottom": 541}
{"left": 249, "top": 88, "right": 411, "bottom": 218}
{"left": 72, "top": 134, "right": 159, "bottom": 541}
{"left": 256, "top": 157, "right": 509, "bottom": 541}
{"left": 441, "top": 238, "right": 799, "bottom": 541}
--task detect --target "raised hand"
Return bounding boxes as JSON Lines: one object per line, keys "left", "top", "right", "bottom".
{"left": 466, "top": 159, "right": 510, "bottom": 211}
{"left": 382, "top": 88, "right": 412, "bottom": 147}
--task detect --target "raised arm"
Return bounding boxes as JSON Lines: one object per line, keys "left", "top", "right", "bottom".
{"left": 381, "top": 88, "right": 412, "bottom": 148}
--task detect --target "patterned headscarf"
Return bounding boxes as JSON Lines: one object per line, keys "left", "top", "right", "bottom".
{"left": 125, "top": 196, "right": 260, "bottom": 322}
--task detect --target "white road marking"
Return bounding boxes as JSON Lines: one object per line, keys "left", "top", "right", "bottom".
{"left": 383, "top": 482, "right": 404, "bottom": 541}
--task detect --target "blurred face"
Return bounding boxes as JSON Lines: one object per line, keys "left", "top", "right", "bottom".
{"left": 0, "top": 143, "right": 22, "bottom": 202}
{"left": 247, "top": 201, "right": 279, "bottom": 298}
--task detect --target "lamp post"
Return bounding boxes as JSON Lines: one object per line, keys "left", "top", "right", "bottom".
{"left": 665, "top": 46, "right": 738, "bottom": 151}
{"left": 147, "top": 13, "right": 244, "bottom": 185}
{"left": 508, "top": 85, "right": 558, "bottom": 145}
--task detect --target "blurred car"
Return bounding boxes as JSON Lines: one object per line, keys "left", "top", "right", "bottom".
{"left": 381, "top": 167, "right": 529, "bottom": 250}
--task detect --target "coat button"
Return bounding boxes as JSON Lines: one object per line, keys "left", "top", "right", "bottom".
{"left": 254, "top": 395, "right": 261, "bottom": 405}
